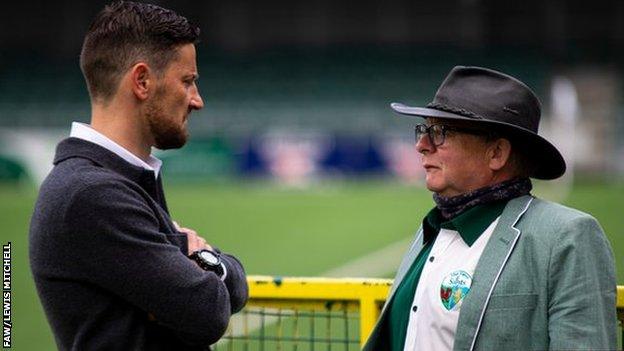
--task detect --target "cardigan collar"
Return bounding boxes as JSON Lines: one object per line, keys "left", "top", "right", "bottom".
{"left": 69, "top": 122, "right": 162, "bottom": 178}
{"left": 53, "top": 137, "right": 168, "bottom": 211}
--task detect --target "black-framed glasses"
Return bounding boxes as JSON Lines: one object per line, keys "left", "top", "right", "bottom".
{"left": 414, "top": 124, "right": 491, "bottom": 146}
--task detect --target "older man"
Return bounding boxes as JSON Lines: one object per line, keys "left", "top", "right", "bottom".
{"left": 363, "top": 66, "right": 616, "bottom": 350}
{"left": 29, "top": 2, "right": 247, "bottom": 350}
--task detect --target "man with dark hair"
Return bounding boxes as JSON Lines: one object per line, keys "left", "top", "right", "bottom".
{"left": 29, "top": 2, "right": 248, "bottom": 350}
{"left": 363, "top": 66, "right": 616, "bottom": 350}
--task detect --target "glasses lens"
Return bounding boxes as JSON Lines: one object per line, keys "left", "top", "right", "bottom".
{"left": 430, "top": 125, "right": 445, "bottom": 146}
{"left": 414, "top": 125, "right": 427, "bottom": 143}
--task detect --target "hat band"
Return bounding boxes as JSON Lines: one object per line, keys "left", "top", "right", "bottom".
{"left": 426, "top": 102, "right": 484, "bottom": 120}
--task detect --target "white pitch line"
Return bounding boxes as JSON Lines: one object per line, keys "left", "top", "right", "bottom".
{"left": 322, "top": 236, "right": 412, "bottom": 278}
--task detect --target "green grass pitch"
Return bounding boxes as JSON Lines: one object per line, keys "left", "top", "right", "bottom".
{"left": 2, "top": 180, "right": 622, "bottom": 350}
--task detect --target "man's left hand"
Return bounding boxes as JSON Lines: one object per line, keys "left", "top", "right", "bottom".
{"left": 173, "top": 221, "right": 213, "bottom": 253}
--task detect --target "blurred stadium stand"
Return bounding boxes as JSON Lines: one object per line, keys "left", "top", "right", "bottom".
{"left": 1, "top": 0, "right": 623, "bottom": 183}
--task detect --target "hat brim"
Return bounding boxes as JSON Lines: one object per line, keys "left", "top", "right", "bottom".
{"left": 391, "top": 102, "right": 566, "bottom": 180}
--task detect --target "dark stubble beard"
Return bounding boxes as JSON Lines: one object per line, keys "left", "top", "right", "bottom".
{"left": 145, "top": 87, "right": 189, "bottom": 150}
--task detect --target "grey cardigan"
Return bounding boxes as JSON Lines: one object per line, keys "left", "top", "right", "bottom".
{"left": 363, "top": 195, "right": 617, "bottom": 351}
{"left": 30, "top": 138, "right": 248, "bottom": 350}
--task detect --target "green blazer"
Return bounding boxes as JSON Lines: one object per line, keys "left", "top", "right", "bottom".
{"left": 363, "top": 195, "right": 617, "bottom": 351}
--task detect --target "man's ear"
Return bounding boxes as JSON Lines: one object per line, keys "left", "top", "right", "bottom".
{"left": 488, "top": 138, "right": 512, "bottom": 171}
{"left": 130, "top": 62, "right": 152, "bottom": 101}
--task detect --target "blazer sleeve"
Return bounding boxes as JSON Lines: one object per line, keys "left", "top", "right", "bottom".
{"left": 64, "top": 178, "right": 236, "bottom": 346}
{"left": 547, "top": 215, "right": 617, "bottom": 350}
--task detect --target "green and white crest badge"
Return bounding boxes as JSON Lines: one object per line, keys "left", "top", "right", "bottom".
{"left": 440, "top": 270, "right": 472, "bottom": 311}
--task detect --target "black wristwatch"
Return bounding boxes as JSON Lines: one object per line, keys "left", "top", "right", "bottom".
{"left": 189, "top": 249, "right": 225, "bottom": 278}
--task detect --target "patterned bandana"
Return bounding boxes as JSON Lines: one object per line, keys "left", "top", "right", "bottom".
{"left": 433, "top": 178, "right": 532, "bottom": 220}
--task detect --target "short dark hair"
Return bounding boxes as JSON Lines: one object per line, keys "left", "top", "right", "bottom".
{"left": 80, "top": 1, "right": 200, "bottom": 103}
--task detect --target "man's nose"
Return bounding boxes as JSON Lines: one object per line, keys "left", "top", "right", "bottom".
{"left": 190, "top": 89, "right": 204, "bottom": 110}
{"left": 415, "top": 134, "right": 433, "bottom": 154}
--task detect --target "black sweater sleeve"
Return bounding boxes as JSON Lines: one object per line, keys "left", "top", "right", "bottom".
{"left": 64, "top": 178, "right": 238, "bottom": 346}
{"left": 219, "top": 253, "right": 249, "bottom": 313}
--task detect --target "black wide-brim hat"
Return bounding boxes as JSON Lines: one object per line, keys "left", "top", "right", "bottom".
{"left": 391, "top": 66, "right": 566, "bottom": 180}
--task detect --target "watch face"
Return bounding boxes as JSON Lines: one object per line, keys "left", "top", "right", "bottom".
{"left": 199, "top": 251, "right": 219, "bottom": 265}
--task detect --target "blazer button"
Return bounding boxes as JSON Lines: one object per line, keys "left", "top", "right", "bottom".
{"left": 412, "top": 305, "right": 418, "bottom": 312}
{"left": 429, "top": 256, "right": 435, "bottom": 262}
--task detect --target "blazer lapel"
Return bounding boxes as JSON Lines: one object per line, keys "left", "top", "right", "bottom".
{"left": 382, "top": 229, "right": 425, "bottom": 313}
{"left": 453, "top": 195, "right": 533, "bottom": 351}
{"left": 363, "top": 229, "right": 426, "bottom": 351}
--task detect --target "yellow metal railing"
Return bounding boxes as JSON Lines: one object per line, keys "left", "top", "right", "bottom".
{"left": 246, "top": 275, "right": 392, "bottom": 347}
{"left": 220, "top": 279, "right": 624, "bottom": 349}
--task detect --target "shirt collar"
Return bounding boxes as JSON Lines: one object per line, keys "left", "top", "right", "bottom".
{"left": 423, "top": 200, "right": 508, "bottom": 246}
{"left": 69, "top": 122, "right": 162, "bottom": 179}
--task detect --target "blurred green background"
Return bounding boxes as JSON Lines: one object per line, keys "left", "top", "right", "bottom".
{"left": 2, "top": 0, "right": 624, "bottom": 349}
{"left": 3, "top": 180, "right": 622, "bottom": 349}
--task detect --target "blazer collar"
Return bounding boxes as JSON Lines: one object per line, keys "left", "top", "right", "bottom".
{"left": 453, "top": 195, "right": 534, "bottom": 351}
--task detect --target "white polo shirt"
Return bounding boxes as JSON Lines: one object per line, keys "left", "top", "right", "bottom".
{"left": 403, "top": 215, "right": 500, "bottom": 351}
{"left": 69, "top": 122, "right": 162, "bottom": 179}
